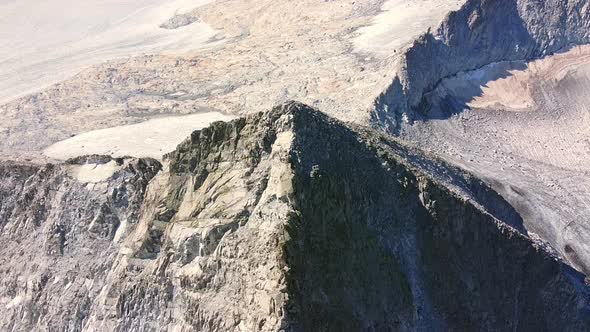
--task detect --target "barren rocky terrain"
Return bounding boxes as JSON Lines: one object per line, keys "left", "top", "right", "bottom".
{"left": 2, "top": 0, "right": 590, "bottom": 330}
{"left": 0, "top": 0, "right": 218, "bottom": 104}
{"left": 396, "top": 18, "right": 590, "bottom": 276}
{"left": 0, "top": 0, "right": 460, "bottom": 161}
{"left": 2, "top": 103, "right": 589, "bottom": 331}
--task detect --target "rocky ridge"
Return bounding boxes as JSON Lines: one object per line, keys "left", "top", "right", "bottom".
{"left": 366, "top": 0, "right": 590, "bottom": 280}
{"left": 0, "top": 102, "right": 588, "bottom": 331}
{"left": 373, "top": 0, "right": 590, "bottom": 131}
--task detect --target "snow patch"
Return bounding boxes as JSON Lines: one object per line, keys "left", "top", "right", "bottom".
{"left": 44, "top": 112, "right": 235, "bottom": 160}
{"left": 354, "top": 0, "right": 464, "bottom": 57}
{"left": 0, "top": 0, "right": 219, "bottom": 104}
{"left": 67, "top": 161, "right": 123, "bottom": 183}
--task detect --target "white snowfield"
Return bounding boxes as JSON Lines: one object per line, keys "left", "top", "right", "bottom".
{"left": 0, "top": 0, "right": 217, "bottom": 104}
{"left": 354, "top": 0, "right": 464, "bottom": 57}
{"left": 43, "top": 112, "right": 234, "bottom": 160}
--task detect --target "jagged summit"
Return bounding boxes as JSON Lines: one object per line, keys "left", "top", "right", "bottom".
{"left": 0, "top": 102, "right": 588, "bottom": 331}
{"left": 3, "top": 0, "right": 590, "bottom": 330}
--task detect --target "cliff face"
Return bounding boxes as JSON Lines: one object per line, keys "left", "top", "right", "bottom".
{"left": 368, "top": 0, "right": 590, "bottom": 284}
{"left": 284, "top": 103, "right": 590, "bottom": 331}
{"left": 0, "top": 102, "right": 588, "bottom": 331}
{"left": 373, "top": 0, "right": 590, "bottom": 131}
{"left": 0, "top": 156, "right": 160, "bottom": 331}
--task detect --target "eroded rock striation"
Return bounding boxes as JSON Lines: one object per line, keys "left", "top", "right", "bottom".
{"left": 0, "top": 102, "right": 588, "bottom": 331}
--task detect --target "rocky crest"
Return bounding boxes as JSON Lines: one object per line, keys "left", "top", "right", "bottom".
{"left": 373, "top": 0, "right": 590, "bottom": 131}
{"left": 0, "top": 102, "right": 588, "bottom": 331}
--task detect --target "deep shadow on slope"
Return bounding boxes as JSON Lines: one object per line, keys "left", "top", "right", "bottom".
{"left": 361, "top": 128, "right": 527, "bottom": 235}
{"left": 280, "top": 103, "right": 590, "bottom": 331}
{"left": 422, "top": 61, "right": 528, "bottom": 119}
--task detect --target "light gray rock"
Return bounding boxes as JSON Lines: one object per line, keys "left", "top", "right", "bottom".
{"left": 160, "top": 14, "right": 200, "bottom": 30}
{"left": 0, "top": 155, "right": 161, "bottom": 331}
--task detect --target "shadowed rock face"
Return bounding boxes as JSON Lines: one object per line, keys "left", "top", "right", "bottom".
{"left": 370, "top": 0, "right": 590, "bottom": 280}
{"left": 284, "top": 103, "right": 590, "bottom": 331}
{"left": 0, "top": 102, "right": 588, "bottom": 331}
{"left": 373, "top": 0, "right": 590, "bottom": 131}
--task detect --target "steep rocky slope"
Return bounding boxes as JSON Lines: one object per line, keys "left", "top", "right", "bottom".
{"left": 1, "top": 103, "right": 588, "bottom": 331}
{"left": 368, "top": 0, "right": 590, "bottom": 279}
{"left": 373, "top": 0, "right": 590, "bottom": 130}
{"left": 2, "top": 0, "right": 590, "bottom": 330}
{"left": 400, "top": 44, "right": 590, "bottom": 275}
{"left": 0, "top": 156, "right": 161, "bottom": 330}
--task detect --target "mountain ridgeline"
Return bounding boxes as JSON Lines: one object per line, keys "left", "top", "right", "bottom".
{"left": 373, "top": 0, "right": 590, "bottom": 131}
{"left": 0, "top": 102, "right": 588, "bottom": 331}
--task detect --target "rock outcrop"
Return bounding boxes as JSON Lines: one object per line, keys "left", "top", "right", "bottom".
{"left": 373, "top": 0, "right": 590, "bottom": 131}
{"left": 0, "top": 156, "right": 161, "bottom": 331}
{"left": 0, "top": 102, "right": 588, "bottom": 331}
